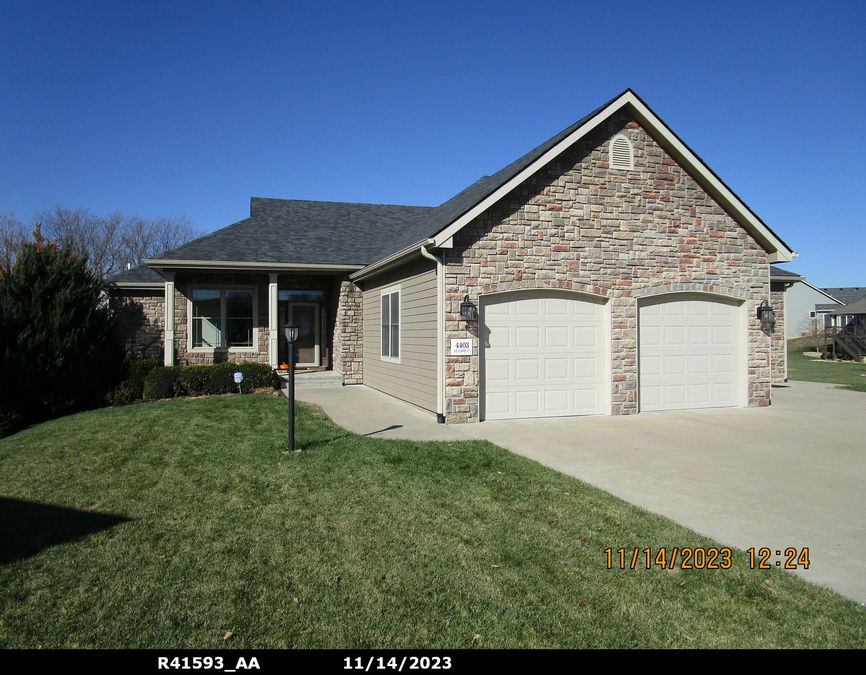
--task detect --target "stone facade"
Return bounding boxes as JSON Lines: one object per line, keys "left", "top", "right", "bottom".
{"left": 442, "top": 115, "right": 772, "bottom": 423}
{"left": 109, "top": 290, "right": 165, "bottom": 361}
{"left": 770, "top": 283, "right": 787, "bottom": 384}
{"left": 333, "top": 280, "right": 364, "bottom": 384}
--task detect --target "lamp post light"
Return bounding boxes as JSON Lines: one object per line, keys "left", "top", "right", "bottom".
{"left": 283, "top": 322, "right": 299, "bottom": 451}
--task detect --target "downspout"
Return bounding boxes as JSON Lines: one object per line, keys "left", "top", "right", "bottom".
{"left": 419, "top": 244, "right": 446, "bottom": 424}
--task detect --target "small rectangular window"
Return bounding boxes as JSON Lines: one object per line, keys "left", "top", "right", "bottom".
{"left": 381, "top": 287, "right": 400, "bottom": 361}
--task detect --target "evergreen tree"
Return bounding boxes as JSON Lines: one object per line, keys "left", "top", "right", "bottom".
{"left": 0, "top": 229, "right": 125, "bottom": 431}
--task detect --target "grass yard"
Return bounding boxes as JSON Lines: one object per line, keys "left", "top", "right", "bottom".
{"left": 1, "top": 395, "right": 864, "bottom": 649}
{"left": 788, "top": 348, "right": 866, "bottom": 392}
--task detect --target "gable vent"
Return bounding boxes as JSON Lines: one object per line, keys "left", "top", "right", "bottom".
{"left": 609, "top": 134, "right": 634, "bottom": 170}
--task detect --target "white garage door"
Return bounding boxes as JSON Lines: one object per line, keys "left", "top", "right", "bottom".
{"left": 481, "top": 291, "right": 608, "bottom": 420}
{"left": 639, "top": 294, "right": 743, "bottom": 412}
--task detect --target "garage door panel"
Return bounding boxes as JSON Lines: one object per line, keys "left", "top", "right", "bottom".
{"left": 515, "top": 390, "right": 541, "bottom": 414}
{"left": 665, "top": 354, "right": 687, "bottom": 375}
{"left": 713, "top": 325, "right": 733, "bottom": 344}
{"left": 515, "top": 358, "right": 540, "bottom": 381}
{"left": 515, "top": 326, "right": 540, "bottom": 347}
{"left": 483, "top": 291, "right": 607, "bottom": 420}
{"left": 713, "top": 354, "right": 734, "bottom": 374}
{"left": 485, "top": 359, "right": 511, "bottom": 381}
{"left": 574, "top": 326, "right": 598, "bottom": 348}
{"left": 690, "top": 325, "right": 710, "bottom": 345}
{"left": 515, "top": 298, "right": 541, "bottom": 316}
{"left": 640, "top": 294, "right": 742, "bottom": 412}
{"left": 546, "top": 298, "right": 569, "bottom": 315}
{"left": 545, "top": 325, "right": 569, "bottom": 348}
{"left": 544, "top": 389, "right": 569, "bottom": 412}
{"left": 689, "top": 384, "right": 710, "bottom": 404}
{"left": 713, "top": 382, "right": 735, "bottom": 403}
{"left": 545, "top": 357, "right": 569, "bottom": 379}
{"left": 689, "top": 354, "right": 710, "bottom": 374}
{"left": 573, "top": 357, "right": 598, "bottom": 379}
{"left": 665, "top": 326, "right": 686, "bottom": 345}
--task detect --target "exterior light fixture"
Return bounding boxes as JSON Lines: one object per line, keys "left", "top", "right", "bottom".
{"left": 283, "top": 322, "right": 299, "bottom": 451}
{"left": 460, "top": 295, "right": 478, "bottom": 322}
{"left": 757, "top": 300, "right": 776, "bottom": 333}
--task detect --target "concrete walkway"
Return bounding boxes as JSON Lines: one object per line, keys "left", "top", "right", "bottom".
{"left": 297, "top": 382, "right": 866, "bottom": 604}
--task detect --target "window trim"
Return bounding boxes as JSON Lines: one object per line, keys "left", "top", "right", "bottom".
{"left": 188, "top": 286, "right": 257, "bottom": 353}
{"left": 380, "top": 285, "right": 401, "bottom": 363}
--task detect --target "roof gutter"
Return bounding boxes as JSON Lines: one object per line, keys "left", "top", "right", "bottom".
{"left": 144, "top": 259, "right": 365, "bottom": 273}
{"left": 105, "top": 281, "right": 166, "bottom": 289}
{"left": 349, "top": 239, "right": 436, "bottom": 282}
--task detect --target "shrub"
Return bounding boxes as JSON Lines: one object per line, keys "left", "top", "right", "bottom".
{"left": 142, "top": 366, "right": 182, "bottom": 400}
{"left": 128, "top": 357, "right": 159, "bottom": 399}
{"left": 176, "top": 365, "right": 211, "bottom": 396}
{"left": 236, "top": 362, "right": 279, "bottom": 391}
{"left": 0, "top": 231, "right": 125, "bottom": 430}
{"left": 141, "top": 362, "right": 279, "bottom": 400}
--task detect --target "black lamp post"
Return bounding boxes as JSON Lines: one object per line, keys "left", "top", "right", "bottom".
{"left": 283, "top": 322, "right": 299, "bottom": 451}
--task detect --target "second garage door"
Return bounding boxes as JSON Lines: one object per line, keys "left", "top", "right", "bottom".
{"left": 481, "top": 291, "right": 608, "bottom": 420}
{"left": 639, "top": 294, "right": 744, "bottom": 412}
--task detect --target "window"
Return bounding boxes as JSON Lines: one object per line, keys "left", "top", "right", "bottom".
{"left": 190, "top": 288, "right": 255, "bottom": 349}
{"left": 381, "top": 287, "right": 400, "bottom": 361}
{"left": 609, "top": 133, "right": 634, "bottom": 170}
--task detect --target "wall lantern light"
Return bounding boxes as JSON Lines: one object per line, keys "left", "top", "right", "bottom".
{"left": 460, "top": 295, "right": 478, "bottom": 322}
{"left": 757, "top": 300, "right": 776, "bottom": 333}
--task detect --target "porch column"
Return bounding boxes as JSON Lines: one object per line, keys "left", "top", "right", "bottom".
{"left": 268, "top": 273, "right": 279, "bottom": 367}
{"left": 163, "top": 271, "right": 175, "bottom": 366}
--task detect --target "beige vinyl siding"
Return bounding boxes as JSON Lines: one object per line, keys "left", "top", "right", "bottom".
{"left": 362, "top": 258, "right": 437, "bottom": 412}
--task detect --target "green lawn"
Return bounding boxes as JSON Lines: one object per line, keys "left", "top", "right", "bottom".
{"left": 1, "top": 396, "right": 864, "bottom": 649}
{"left": 788, "top": 348, "right": 866, "bottom": 392}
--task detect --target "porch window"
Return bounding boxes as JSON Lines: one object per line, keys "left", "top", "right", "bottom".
{"left": 191, "top": 288, "right": 255, "bottom": 349}
{"left": 381, "top": 287, "right": 400, "bottom": 361}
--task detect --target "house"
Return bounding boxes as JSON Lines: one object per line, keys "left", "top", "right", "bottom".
{"left": 107, "top": 90, "right": 794, "bottom": 423}
{"left": 770, "top": 266, "right": 844, "bottom": 338}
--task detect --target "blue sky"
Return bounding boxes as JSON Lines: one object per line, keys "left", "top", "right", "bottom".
{"left": 2, "top": 1, "right": 864, "bottom": 286}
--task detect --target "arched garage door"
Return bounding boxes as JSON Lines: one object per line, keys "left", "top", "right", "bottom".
{"left": 639, "top": 294, "right": 744, "bottom": 412}
{"left": 481, "top": 291, "right": 608, "bottom": 421}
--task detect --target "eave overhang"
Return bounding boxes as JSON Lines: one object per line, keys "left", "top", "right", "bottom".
{"left": 143, "top": 258, "right": 365, "bottom": 275}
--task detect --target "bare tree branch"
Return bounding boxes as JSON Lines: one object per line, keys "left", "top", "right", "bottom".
{"left": 27, "top": 207, "right": 203, "bottom": 278}
{"left": 0, "top": 213, "right": 29, "bottom": 268}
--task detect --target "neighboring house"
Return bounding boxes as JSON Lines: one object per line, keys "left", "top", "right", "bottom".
{"left": 823, "top": 298, "right": 866, "bottom": 361}
{"left": 770, "top": 266, "right": 843, "bottom": 338}
{"left": 817, "top": 287, "right": 866, "bottom": 329}
{"left": 108, "top": 90, "right": 794, "bottom": 423}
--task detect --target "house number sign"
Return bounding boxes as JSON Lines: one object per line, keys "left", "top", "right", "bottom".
{"left": 450, "top": 339, "right": 473, "bottom": 356}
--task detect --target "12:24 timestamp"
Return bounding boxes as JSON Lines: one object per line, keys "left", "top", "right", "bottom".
{"left": 748, "top": 548, "right": 810, "bottom": 569}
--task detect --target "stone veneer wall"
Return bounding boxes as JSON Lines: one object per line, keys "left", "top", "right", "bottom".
{"left": 172, "top": 272, "right": 270, "bottom": 366}
{"left": 109, "top": 290, "right": 165, "bottom": 361}
{"left": 770, "top": 283, "right": 787, "bottom": 383}
{"left": 333, "top": 280, "right": 363, "bottom": 384}
{"left": 442, "top": 115, "right": 772, "bottom": 423}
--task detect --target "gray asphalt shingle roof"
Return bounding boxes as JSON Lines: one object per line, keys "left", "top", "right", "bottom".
{"left": 153, "top": 202, "right": 434, "bottom": 267}
{"left": 105, "top": 265, "right": 164, "bottom": 284}
{"left": 134, "top": 92, "right": 625, "bottom": 274}
{"left": 109, "top": 88, "right": 791, "bottom": 286}
{"left": 770, "top": 265, "right": 803, "bottom": 279}
{"left": 820, "top": 287, "right": 866, "bottom": 306}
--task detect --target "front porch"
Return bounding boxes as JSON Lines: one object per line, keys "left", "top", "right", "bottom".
{"left": 158, "top": 269, "right": 363, "bottom": 382}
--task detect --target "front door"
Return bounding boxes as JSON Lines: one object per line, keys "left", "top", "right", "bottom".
{"left": 279, "top": 302, "right": 320, "bottom": 367}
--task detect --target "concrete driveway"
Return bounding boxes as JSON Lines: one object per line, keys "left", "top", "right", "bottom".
{"left": 298, "top": 381, "right": 866, "bottom": 604}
